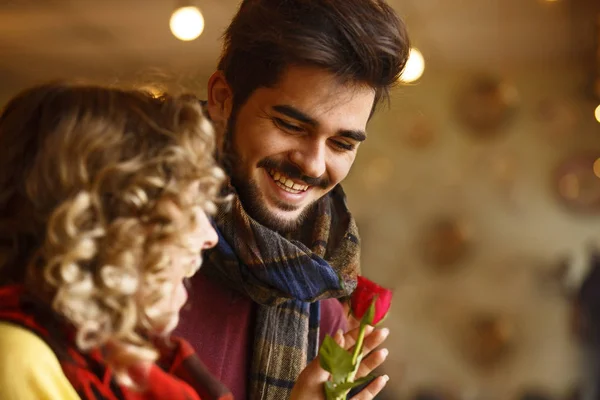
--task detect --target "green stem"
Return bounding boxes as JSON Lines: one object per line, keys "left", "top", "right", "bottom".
{"left": 351, "top": 323, "right": 367, "bottom": 370}
{"left": 331, "top": 324, "right": 368, "bottom": 400}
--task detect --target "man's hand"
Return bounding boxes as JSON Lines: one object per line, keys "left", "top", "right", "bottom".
{"left": 290, "top": 326, "right": 390, "bottom": 400}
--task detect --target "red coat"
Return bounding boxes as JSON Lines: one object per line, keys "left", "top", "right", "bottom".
{"left": 0, "top": 285, "right": 233, "bottom": 400}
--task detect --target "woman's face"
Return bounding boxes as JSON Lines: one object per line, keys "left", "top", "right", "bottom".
{"left": 148, "top": 183, "right": 218, "bottom": 332}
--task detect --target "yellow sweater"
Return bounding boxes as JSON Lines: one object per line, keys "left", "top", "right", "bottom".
{"left": 0, "top": 322, "right": 80, "bottom": 399}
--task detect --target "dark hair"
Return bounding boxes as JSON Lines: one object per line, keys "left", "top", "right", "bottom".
{"left": 217, "top": 0, "right": 410, "bottom": 115}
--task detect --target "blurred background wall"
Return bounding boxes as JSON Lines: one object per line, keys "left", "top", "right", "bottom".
{"left": 2, "top": 0, "right": 600, "bottom": 399}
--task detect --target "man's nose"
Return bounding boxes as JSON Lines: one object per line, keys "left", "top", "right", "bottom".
{"left": 289, "top": 139, "right": 326, "bottom": 179}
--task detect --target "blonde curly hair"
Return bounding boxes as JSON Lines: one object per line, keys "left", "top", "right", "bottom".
{"left": 0, "top": 82, "right": 225, "bottom": 385}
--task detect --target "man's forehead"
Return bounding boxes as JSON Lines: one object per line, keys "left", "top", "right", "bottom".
{"left": 255, "top": 73, "right": 374, "bottom": 123}
{"left": 280, "top": 68, "right": 373, "bottom": 100}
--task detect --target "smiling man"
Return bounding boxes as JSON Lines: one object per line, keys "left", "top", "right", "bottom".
{"left": 174, "top": 1, "right": 410, "bottom": 399}
{"left": 225, "top": 66, "right": 373, "bottom": 232}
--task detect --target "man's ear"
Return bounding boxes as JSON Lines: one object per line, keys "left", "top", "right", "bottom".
{"left": 207, "top": 71, "right": 233, "bottom": 124}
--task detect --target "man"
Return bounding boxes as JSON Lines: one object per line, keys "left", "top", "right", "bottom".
{"left": 174, "top": 1, "right": 410, "bottom": 399}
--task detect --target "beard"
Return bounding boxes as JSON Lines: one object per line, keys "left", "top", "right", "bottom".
{"left": 221, "top": 117, "right": 327, "bottom": 234}
{"left": 231, "top": 169, "right": 317, "bottom": 233}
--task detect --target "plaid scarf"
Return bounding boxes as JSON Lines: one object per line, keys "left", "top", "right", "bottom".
{"left": 202, "top": 184, "right": 360, "bottom": 400}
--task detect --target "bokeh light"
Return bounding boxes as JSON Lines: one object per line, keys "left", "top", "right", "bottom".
{"left": 170, "top": 6, "right": 204, "bottom": 41}
{"left": 399, "top": 48, "right": 425, "bottom": 83}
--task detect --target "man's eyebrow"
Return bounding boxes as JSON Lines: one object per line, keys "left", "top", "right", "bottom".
{"left": 339, "top": 130, "right": 367, "bottom": 142}
{"left": 272, "top": 105, "right": 317, "bottom": 127}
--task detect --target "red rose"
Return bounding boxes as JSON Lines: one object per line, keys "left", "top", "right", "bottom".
{"left": 350, "top": 276, "right": 393, "bottom": 326}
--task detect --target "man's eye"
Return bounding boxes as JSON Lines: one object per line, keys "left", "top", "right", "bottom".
{"left": 332, "top": 141, "right": 355, "bottom": 151}
{"left": 273, "top": 118, "right": 303, "bottom": 132}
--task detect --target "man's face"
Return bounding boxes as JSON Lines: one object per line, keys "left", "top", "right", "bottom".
{"left": 226, "top": 66, "right": 375, "bottom": 231}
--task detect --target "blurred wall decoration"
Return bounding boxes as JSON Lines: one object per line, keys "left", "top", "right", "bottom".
{"left": 419, "top": 216, "right": 472, "bottom": 271}
{"left": 461, "top": 312, "right": 516, "bottom": 369}
{"left": 454, "top": 74, "right": 520, "bottom": 139}
{"left": 404, "top": 113, "right": 436, "bottom": 149}
{"left": 536, "top": 97, "right": 581, "bottom": 141}
{"left": 554, "top": 153, "right": 600, "bottom": 214}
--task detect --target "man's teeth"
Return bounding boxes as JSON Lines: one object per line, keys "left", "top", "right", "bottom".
{"left": 268, "top": 169, "right": 309, "bottom": 193}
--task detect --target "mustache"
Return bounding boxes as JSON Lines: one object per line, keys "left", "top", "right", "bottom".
{"left": 257, "top": 158, "right": 329, "bottom": 189}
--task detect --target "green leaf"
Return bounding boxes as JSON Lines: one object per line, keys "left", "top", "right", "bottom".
{"left": 319, "top": 334, "right": 355, "bottom": 384}
{"left": 360, "top": 298, "right": 377, "bottom": 326}
{"left": 334, "top": 374, "right": 377, "bottom": 391}
{"left": 324, "top": 381, "right": 344, "bottom": 400}
{"left": 324, "top": 375, "right": 378, "bottom": 400}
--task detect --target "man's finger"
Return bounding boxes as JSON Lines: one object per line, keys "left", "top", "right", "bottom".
{"left": 334, "top": 329, "right": 345, "bottom": 348}
{"left": 355, "top": 348, "right": 388, "bottom": 378}
{"left": 342, "top": 325, "right": 374, "bottom": 349}
{"left": 349, "top": 375, "right": 389, "bottom": 400}
{"left": 345, "top": 327, "right": 389, "bottom": 356}
{"left": 300, "top": 355, "right": 330, "bottom": 384}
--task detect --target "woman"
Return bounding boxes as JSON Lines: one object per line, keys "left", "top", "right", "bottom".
{"left": 0, "top": 83, "right": 388, "bottom": 400}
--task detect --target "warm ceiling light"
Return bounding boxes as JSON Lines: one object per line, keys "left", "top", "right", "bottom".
{"left": 399, "top": 48, "right": 425, "bottom": 83}
{"left": 170, "top": 6, "right": 204, "bottom": 41}
{"left": 595, "top": 104, "right": 600, "bottom": 123}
